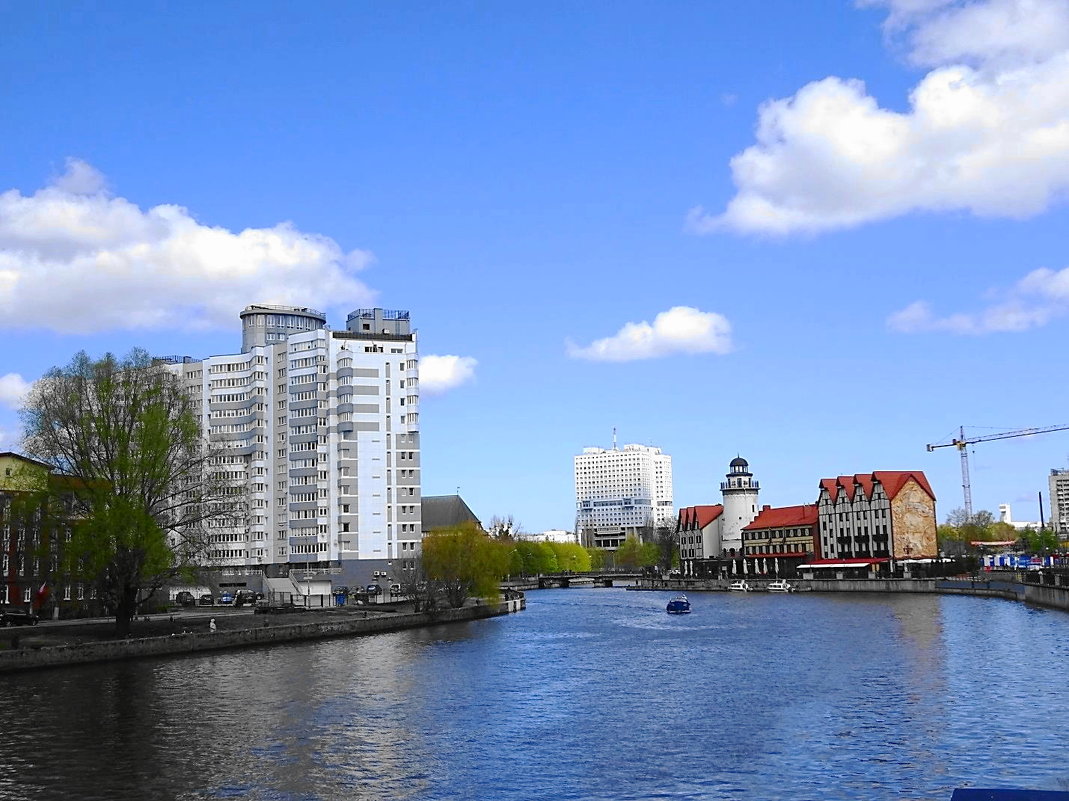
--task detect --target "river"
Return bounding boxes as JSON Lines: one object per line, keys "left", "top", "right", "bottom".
{"left": 2, "top": 588, "right": 1069, "bottom": 801}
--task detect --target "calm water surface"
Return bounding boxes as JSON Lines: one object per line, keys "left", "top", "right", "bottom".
{"left": 2, "top": 588, "right": 1069, "bottom": 801}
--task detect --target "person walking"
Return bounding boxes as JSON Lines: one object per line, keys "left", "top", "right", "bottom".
{"left": 209, "top": 618, "right": 217, "bottom": 634}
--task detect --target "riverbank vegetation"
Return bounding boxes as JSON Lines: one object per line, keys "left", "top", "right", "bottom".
{"left": 938, "top": 507, "right": 1063, "bottom": 555}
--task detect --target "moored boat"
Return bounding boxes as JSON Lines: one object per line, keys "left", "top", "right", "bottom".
{"left": 728, "top": 580, "right": 751, "bottom": 592}
{"left": 767, "top": 579, "right": 792, "bottom": 593}
{"left": 666, "top": 595, "right": 691, "bottom": 614}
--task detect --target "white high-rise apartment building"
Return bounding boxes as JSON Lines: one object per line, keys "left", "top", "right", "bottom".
{"left": 1049, "top": 469, "right": 1069, "bottom": 534}
{"left": 574, "top": 443, "right": 674, "bottom": 549}
{"left": 163, "top": 304, "right": 421, "bottom": 587}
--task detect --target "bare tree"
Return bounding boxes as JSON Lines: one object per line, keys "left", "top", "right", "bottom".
{"left": 20, "top": 349, "right": 236, "bottom": 635}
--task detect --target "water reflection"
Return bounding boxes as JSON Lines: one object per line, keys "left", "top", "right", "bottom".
{"left": 3, "top": 591, "right": 1069, "bottom": 800}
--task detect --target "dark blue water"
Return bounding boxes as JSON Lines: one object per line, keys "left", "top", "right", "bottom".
{"left": 2, "top": 588, "right": 1069, "bottom": 801}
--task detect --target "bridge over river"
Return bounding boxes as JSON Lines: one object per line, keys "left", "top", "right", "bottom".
{"left": 501, "top": 571, "right": 644, "bottom": 590}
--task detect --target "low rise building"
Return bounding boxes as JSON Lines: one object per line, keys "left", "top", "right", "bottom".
{"left": 742, "top": 504, "right": 817, "bottom": 576}
{"left": 0, "top": 452, "right": 95, "bottom": 618}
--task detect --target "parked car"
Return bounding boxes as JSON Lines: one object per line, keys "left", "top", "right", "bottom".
{"left": 175, "top": 591, "right": 196, "bottom": 607}
{"left": 198, "top": 594, "right": 214, "bottom": 606}
{"left": 1, "top": 606, "right": 39, "bottom": 626}
{"left": 365, "top": 584, "right": 382, "bottom": 595}
{"left": 218, "top": 592, "right": 234, "bottom": 605}
{"left": 233, "top": 590, "right": 259, "bottom": 607}
{"left": 389, "top": 583, "right": 402, "bottom": 594}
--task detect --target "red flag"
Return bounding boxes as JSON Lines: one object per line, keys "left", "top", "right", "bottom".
{"left": 35, "top": 582, "right": 49, "bottom": 606}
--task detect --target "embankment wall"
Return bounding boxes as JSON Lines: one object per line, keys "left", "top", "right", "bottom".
{"left": 0, "top": 596, "right": 524, "bottom": 674}
{"left": 637, "top": 577, "right": 1069, "bottom": 613}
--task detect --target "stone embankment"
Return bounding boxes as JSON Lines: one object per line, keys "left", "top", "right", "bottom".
{"left": 0, "top": 595, "right": 525, "bottom": 674}
{"left": 635, "top": 576, "right": 1069, "bottom": 613}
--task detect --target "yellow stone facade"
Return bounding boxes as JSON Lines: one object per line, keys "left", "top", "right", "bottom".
{"left": 890, "top": 479, "right": 937, "bottom": 559}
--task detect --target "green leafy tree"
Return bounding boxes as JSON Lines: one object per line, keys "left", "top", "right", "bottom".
{"left": 1019, "top": 527, "right": 1059, "bottom": 553}
{"left": 548, "top": 542, "right": 590, "bottom": 573}
{"left": 653, "top": 523, "right": 678, "bottom": 571}
{"left": 587, "top": 547, "right": 606, "bottom": 570}
{"left": 421, "top": 522, "right": 508, "bottom": 608}
{"left": 20, "top": 349, "right": 233, "bottom": 636}
{"left": 615, "top": 535, "right": 644, "bottom": 569}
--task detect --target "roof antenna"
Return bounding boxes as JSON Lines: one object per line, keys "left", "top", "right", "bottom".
{"left": 612, "top": 427, "right": 617, "bottom": 450}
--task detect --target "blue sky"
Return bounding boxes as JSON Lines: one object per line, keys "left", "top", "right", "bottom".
{"left": 3, "top": 0, "right": 1069, "bottom": 531}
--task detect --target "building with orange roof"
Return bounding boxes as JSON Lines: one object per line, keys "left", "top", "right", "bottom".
{"left": 741, "top": 504, "right": 818, "bottom": 575}
{"left": 815, "top": 471, "right": 937, "bottom": 568}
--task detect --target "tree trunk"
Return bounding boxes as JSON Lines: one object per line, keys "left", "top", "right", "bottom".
{"left": 114, "top": 586, "right": 138, "bottom": 637}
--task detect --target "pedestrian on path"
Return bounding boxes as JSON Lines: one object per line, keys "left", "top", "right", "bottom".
{"left": 209, "top": 618, "right": 217, "bottom": 634}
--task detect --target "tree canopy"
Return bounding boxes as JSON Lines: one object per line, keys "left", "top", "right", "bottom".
{"left": 20, "top": 349, "right": 233, "bottom": 634}
{"left": 421, "top": 522, "right": 509, "bottom": 607}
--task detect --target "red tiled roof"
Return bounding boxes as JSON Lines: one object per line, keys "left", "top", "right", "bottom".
{"left": 819, "top": 478, "right": 839, "bottom": 502}
{"left": 872, "top": 470, "right": 935, "bottom": 501}
{"left": 818, "top": 470, "right": 935, "bottom": 503}
{"left": 743, "top": 504, "right": 818, "bottom": 531}
{"left": 677, "top": 505, "right": 723, "bottom": 530}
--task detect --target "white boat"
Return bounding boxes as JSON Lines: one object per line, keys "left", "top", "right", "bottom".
{"left": 728, "top": 580, "right": 751, "bottom": 592}
{"left": 767, "top": 579, "right": 792, "bottom": 593}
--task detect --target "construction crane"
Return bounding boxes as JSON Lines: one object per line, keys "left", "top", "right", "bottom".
{"left": 926, "top": 425, "right": 1069, "bottom": 518}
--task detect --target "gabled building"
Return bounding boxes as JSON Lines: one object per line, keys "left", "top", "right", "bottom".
{"left": 676, "top": 504, "right": 724, "bottom": 563}
{"left": 742, "top": 503, "right": 817, "bottom": 576}
{"left": 815, "top": 471, "right": 937, "bottom": 567}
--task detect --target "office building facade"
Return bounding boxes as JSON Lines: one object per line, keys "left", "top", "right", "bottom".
{"left": 574, "top": 443, "right": 673, "bottom": 549}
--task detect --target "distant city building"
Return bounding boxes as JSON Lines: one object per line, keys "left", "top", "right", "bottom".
{"left": 516, "top": 529, "right": 579, "bottom": 544}
{"left": 815, "top": 471, "right": 937, "bottom": 569}
{"left": 574, "top": 443, "right": 674, "bottom": 549}
{"left": 162, "top": 304, "right": 422, "bottom": 589}
{"left": 676, "top": 457, "right": 761, "bottom": 573}
{"left": 998, "top": 503, "right": 1040, "bottom": 531}
{"left": 1049, "top": 469, "right": 1069, "bottom": 534}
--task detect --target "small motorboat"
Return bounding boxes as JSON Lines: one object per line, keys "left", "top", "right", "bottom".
{"left": 728, "top": 580, "right": 751, "bottom": 592}
{"left": 767, "top": 579, "right": 793, "bottom": 593}
{"left": 666, "top": 595, "right": 691, "bottom": 614}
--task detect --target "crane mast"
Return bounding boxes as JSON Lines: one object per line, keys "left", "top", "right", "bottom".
{"left": 927, "top": 424, "right": 1069, "bottom": 519}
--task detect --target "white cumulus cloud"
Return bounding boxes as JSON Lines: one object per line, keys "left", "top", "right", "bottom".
{"left": 690, "top": 0, "right": 1069, "bottom": 234}
{"left": 888, "top": 265, "right": 1069, "bottom": 333}
{"left": 0, "top": 373, "right": 31, "bottom": 409}
{"left": 567, "top": 306, "right": 733, "bottom": 362}
{"left": 0, "top": 158, "right": 375, "bottom": 333}
{"left": 419, "top": 355, "right": 478, "bottom": 394}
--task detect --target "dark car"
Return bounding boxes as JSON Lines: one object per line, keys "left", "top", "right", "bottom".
{"left": 198, "top": 594, "right": 214, "bottom": 606}
{"left": 175, "top": 591, "right": 196, "bottom": 607}
{"left": 365, "top": 584, "right": 382, "bottom": 595}
{"left": 1, "top": 606, "right": 39, "bottom": 626}
{"left": 233, "top": 590, "right": 260, "bottom": 607}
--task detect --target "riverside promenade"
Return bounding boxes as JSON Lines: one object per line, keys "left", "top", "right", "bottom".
{"left": 635, "top": 574, "right": 1069, "bottom": 613}
{"left": 0, "top": 594, "right": 525, "bottom": 674}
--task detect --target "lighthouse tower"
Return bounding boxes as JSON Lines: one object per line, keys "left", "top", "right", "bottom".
{"left": 720, "top": 456, "right": 760, "bottom": 556}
